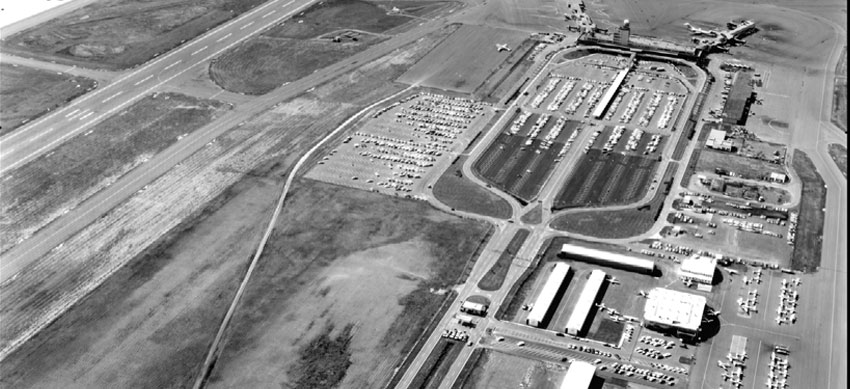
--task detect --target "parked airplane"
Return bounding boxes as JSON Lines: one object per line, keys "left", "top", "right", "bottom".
{"left": 496, "top": 43, "right": 511, "bottom": 52}
{"left": 638, "top": 290, "right": 649, "bottom": 298}
{"left": 684, "top": 23, "right": 719, "bottom": 37}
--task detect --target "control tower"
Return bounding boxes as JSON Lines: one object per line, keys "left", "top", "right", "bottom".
{"left": 613, "top": 19, "right": 631, "bottom": 45}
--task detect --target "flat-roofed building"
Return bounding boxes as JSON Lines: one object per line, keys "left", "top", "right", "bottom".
{"left": 560, "top": 243, "right": 655, "bottom": 274}
{"left": 560, "top": 361, "right": 596, "bottom": 389}
{"left": 461, "top": 301, "right": 488, "bottom": 316}
{"left": 706, "top": 129, "right": 733, "bottom": 151}
{"left": 680, "top": 254, "right": 717, "bottom": 285}
{"left": 526, "top": 262, "right": 571, "bottom": 327}
{"left": 643, "top": 288, "right": 706, "bottom": 339}
{"left": 592, "top": 66, "right": 631, "bottom": 119}
{"left": 566, "top": 269, "right": 607, "bottom": 336}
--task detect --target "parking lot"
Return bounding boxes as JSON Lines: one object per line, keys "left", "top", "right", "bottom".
{"left": 306, "top": 91, "right": 495, "bottom": 197}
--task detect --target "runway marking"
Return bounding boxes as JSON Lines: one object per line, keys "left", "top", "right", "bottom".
{"left": 64, "top": 109, "right": 80, "bottom": 118}
{"left": 216, "top": 33, "right": 232, "bottom": 42}
{"left": 164, "top": 60, "right": 182, "bottom": 70}
{"left": 78, "top": 112, "right": 94, "bottom": 121}
{"left": 262, "top": 10, "right": 276, "bottom": 18}
{"left": 0, "top": 0, "right": 314, "bottom": 175}
{"left": 191, "top": 45, "right": 208, "bottom": 56}
{"left": 134, "top": 75, "right": 154, "bottom": 86}
{"left": 240, "top": 21, "right": 255, "bottom": 30}
{"left": 101, "top": 91, "right": 122, "bottom": 104}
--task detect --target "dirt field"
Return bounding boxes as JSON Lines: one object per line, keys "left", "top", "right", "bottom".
{"left": 205, "top": 179, "right": 491, "bottom": 388}
{"left": 789, "top": 151, "right": 826, "bottom": 272}
{"left": 397, "top": 24, "right": 529, "bottom": 93}
{"left": 460, "top": 349, "right": 562, "bottom": 389}
{"left": 432, "top": 155, "right": 513, "bottom": 219}
{"left": 828, "top": 144, "right": 847, "bottom": 178}
{"left": 0, "top": 92, "right": 228, "bottom": 256}
{"left": 551, "top": 162, "right": 677, "bottom": 238}
{"left": 1, "top": 0, "right": 268, "bottom": 69}
{"left": 209, "top": 0, "right": 416, "bottom": 95}
{"left": 0, "top": 176, "right": 278, "bottom": 388}
{"left": 0, "top": 64, "right": 97, "bottom": 136}
{"left": 0, "top": 28, "right": 453, "bottom": 385}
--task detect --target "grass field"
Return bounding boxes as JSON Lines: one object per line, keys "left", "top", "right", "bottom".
{"left": 209, "top": 0, "right": 414, "bottom": 95}
{"left": 831, "top": 46, "right": 846, "bottom": 131}
{"left": 432, "top": 156, "right": 513, "bottom": 219}
{"left": 551, "top": 163, "right": 677, "bottom": 239}
{"left": 552, "top": 149, "right": 660, "bottom": 210}
{"left": 267, "top": 0, "right": 412, "bottom": 39}
{"left": 828, "top": 144, "right": 847, "bottom": 178}
{"left": 457, "top": 349, "right": 561, "bottom": 389}
{"left": 472, "top": 39, "right": 537, "bottom": 103}
{"left": 0, "top": 30, "right": 459, "bottom": 388}
{"left": 452, "top": 347, "right": 486, "bottom": 389}
{"left": 210, "top": 36, "right": 380, "bottom": 95}
{"left": 790, "top": 151, "right": 826, "bottom": 272}
{"left": 397, "top": 24, "right": 528, "bottom": 93}
{"left": 679, "top": 123, "right": 712, "bottom": 186}
{"left": 520, "top": 204, "right": 543, "bottom": 224}
{"left": 409, "top": 339, "right": 465, "bottom": 389}
{"left": 289, "top": 323, "right": 355, "bottom": 388}
{"left": 206, "top": 179, "right": 491, "bottom": 388}
{"left": 1, "top": 0, "right": 268, "bottom": 69}
{"left": 0, "top": 92, "right": 227, "bottom": 256}
{"left": 478, "top": 229, "right": 530, "bottom": 291}
{"left": 0, "top": 64, "right": 97, "bottom": 137}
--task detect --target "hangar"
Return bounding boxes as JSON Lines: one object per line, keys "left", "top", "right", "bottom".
{"left": 643, "top": 288, "right": 706, "bottom": 339}
{"left": 560, "top": 243, "right": 655, "bottom": 274}
{"left": 680, "top": 254, "right": 717, "bottom": 284}
{"left": 560, "top": 360, "right": 597, "bottom": 389}
{"left": 565, "top": 269, "right": 606, "bottom": 336}
{"left": 526, "top": 262, "right": 571, "bottom": 328}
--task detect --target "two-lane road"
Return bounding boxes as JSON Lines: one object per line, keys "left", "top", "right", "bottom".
{"left": 0, "top": 0, "right": 316, "bottom": 174}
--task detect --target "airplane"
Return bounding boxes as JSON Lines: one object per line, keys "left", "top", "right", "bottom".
{"left": 743, "top": 276, "right": 750, "bottom": 285}
{"left": 608, "top": 276, "right": 620, "bottom": 285}
{"left": 792, "top": 278, "right": 801, "bottom": 286}
{"left": 496, "top": 43, "right": 511, "bottom": 52}
{"left": 638, "top": 290, "right": 649, "bottom": 298}
{"left": 684, "top": 23, "right": 719, "bottom": 37}
{"left": 718, "top": 360, "right": 730, "bottom": 369}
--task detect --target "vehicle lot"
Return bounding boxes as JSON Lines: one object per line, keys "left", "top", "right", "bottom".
{"left": 473, "top": 113, "right": 581, "bottom": 202}
{"left": 553, "top": 125, "right": 666, "bottom": 209}
{"left": 306, "top": 91, "right": 494, "bottom": 197}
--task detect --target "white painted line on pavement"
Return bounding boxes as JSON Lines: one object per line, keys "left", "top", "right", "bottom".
{"left": 101, "top": 91, "right": 123, "bottom": 104}
{"left": 163, "top": 60, "right": 182, "bottom": 70}
{"left": 78, "top": 112, "right": 94, "bottom": 121}
{"left": 0, "top": 0, "right": 314, "bottom": 175}
{"left": 134, "top": 75, "right": 154, "bottom": 86}
{"left": 240, "top": 21, "right": 255, "bottom": 30}
{"left": 216, "top": 33, "right": 232, "bottom": 42}
{"left": 65, "top": 109, "right": 80, "bottom": 118}
{"left": 262, "top": 10, "right": 276, "bottom": 18}
{"left": 191, "top": 45, "right": 208, "bottom": 56}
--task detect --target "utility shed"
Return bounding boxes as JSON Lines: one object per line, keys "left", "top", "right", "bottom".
{"left": 560, "top": 361, "right": 596, "bottom": 389}
{"left": 565, "top": 269, "right": 606, "bottom": 336}
{"left": 526, "top": 262, "right": 571, "bottom": 327}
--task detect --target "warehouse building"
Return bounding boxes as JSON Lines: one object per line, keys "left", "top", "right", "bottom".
{"left": 566, "top": 269, "right": 607, "bottom": 336}
{"left": 680, "top": 254, "right": 718, "bottom": 285}
{"left": 526, "top": 262, "right": 571, "bottom": 328}
{"left": 722, "top": 72, "right": 754, "bottom": 125}
{"left": 560, "top": 243, "right": 655, "bottom": 274}
{"left": 643, "top": 288, "right": 706, "bottom": 340}
{"left": 560, "top": 361, "right": 597, "bottom": 389}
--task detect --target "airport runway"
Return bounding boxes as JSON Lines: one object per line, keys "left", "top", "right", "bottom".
{"left": 0, "top": 0, "right": 317, "bottom": 174}
{"left": 0, "top": 7, "right": 453, "bottom": 283}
